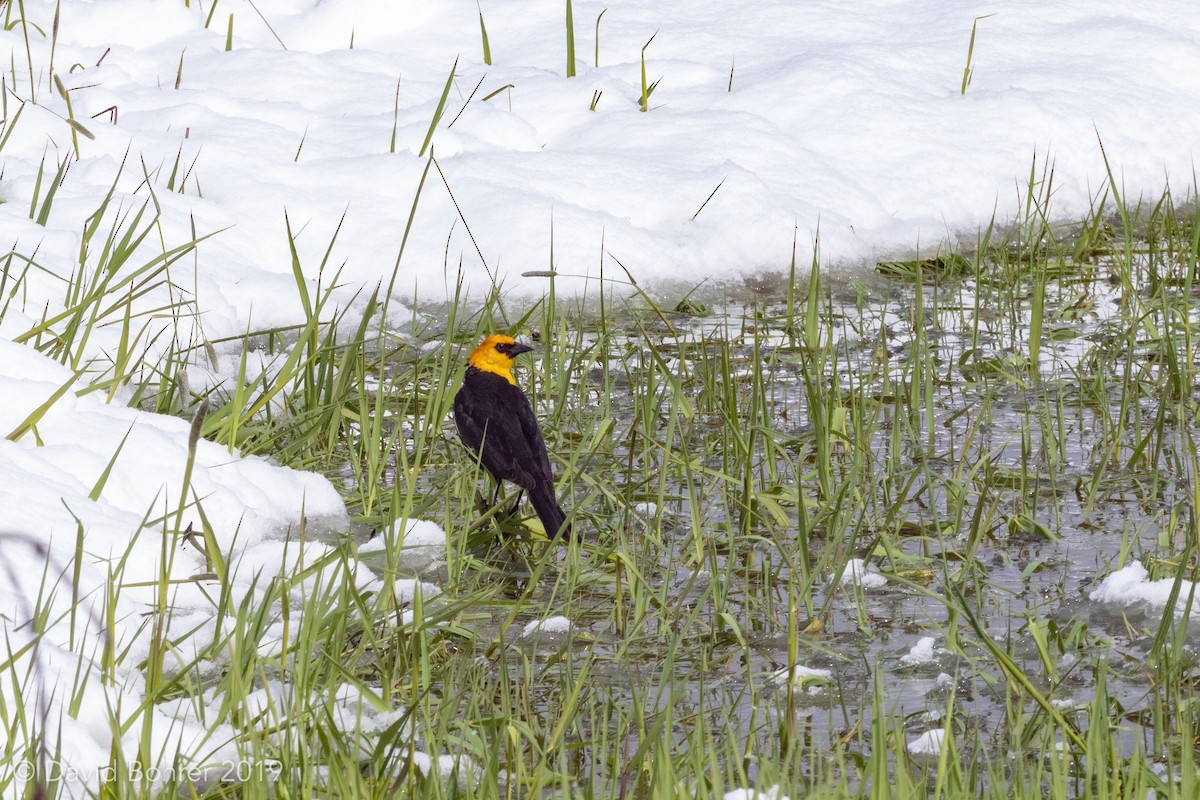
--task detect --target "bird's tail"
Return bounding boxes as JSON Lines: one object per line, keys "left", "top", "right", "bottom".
{"left": 528, "top": 482, "right": 571, "bottom": 540}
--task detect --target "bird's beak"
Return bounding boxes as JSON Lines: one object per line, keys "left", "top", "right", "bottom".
{"left": 510, "top": 341, "right": 535, "bottom": 357}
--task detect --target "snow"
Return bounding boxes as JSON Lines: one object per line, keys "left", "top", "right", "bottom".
{"left": 1088, "top": 562, "right": 1200, "bottom": 617}
{"left": 908, "top": 728, "right": 946, "bottom": 757}
{"left": 2, "top": 0, "right": 1198, "bottom": 793}
{"left": 359, "top": 517, "right": 447, "bottom": 573}
{"left": 724, "top": 786, "right": 791, "bottom": 800}
{"left": 406, "top": 752, "right": 481, "bottom": 793}
{"left": 2, "top": 0, "right": 1197, "bottom": 352}
{"left": 771, "top": 664, "right": 832, "bottom": 692}
{"left": 521, "top": 615, "right": 573, "bottom": 638}
{"left": 899, "top": 637, "right": 943, "bottom": 667}
{"left": 840, "top": 557, "right": 888, "bottom": 589}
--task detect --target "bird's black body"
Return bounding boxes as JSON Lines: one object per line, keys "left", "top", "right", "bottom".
{"left": 453, "top": 337, "right": 571, "bottom": 539}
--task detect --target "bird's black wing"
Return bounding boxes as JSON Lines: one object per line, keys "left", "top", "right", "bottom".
{"left": 453, "top": 384, "right": 487, "bottom": 457}
{"left": 509, "top": 391, "right": 570, "bottom": 537}
{"left": 510, "top": 384, "right": 555, "bottom": 481}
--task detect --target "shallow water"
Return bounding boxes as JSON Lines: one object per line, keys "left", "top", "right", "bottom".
{"left": 382, "top": 266, "right": 1200, "bottom": 791}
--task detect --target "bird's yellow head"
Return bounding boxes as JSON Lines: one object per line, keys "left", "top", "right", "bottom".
{"left": 467, "top": 334, "right": 534, "bottom": 384}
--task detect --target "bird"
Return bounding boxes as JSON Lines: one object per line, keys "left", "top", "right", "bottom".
{"left": 453, "top": 334, "right": 572, "bottom": 540}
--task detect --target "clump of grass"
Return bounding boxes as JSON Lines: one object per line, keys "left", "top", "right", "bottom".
{"left": 11, "top": 157, "right": 212, "bottom": 389}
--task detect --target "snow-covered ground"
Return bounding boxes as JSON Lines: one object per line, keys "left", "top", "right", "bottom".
{"left": 4, "top": 1, "right": 1198, "bottom": 333}
{"left": 2, "top": 0, "right": 1198, "bottom": 794}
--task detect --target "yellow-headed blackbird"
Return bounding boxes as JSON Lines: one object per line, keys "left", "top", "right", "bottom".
{"left": 453, "top": 334, "right": 571, "bottom": 539}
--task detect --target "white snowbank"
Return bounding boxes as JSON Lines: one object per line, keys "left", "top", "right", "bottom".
{"left": 0, "top": 0, "right": 1195, "bottom": 358}
{"left": 0, "top": 339, "right": 353, "bottom": 796}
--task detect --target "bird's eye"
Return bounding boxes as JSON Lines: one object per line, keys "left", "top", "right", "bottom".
{"left": 495, "top": 342, "right": 508, "bottom": 353}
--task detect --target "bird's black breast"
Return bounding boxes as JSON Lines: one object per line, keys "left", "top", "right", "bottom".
{"left": 453, "top": 367, "right": 552, "bottom": 490}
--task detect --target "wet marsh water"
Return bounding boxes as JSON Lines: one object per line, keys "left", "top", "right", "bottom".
{"left": 367, "top": 248, "right": 1200, "bottom": 795}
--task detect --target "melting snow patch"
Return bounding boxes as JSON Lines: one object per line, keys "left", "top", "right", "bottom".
{"left": 522, "top": 616, "right": 573, "bottom": 638}
{"left": 406, "top": 751, "right": 481, "bottom": 792}
{"left": 771, "top": 665, "right": 833, "bottom": 693}
{"left": 360, "top": 518, "right": 446, "bottom": 572}
{"left": 632, "top": 502, "right": 659, "bottom": 519}
{"left": 908, "top": 729, "right": 946, "bottom": 756}
{"left": 724, "top": 786, "right": 791, "bottom": 800}
{"left": 392, "top": 578, "right": 443, "bottom": 605}
{"left": 1088, "top": 562, "right": 1200, "bottom": 616}
{"left": 840, "top": 558, "right": 888, "bottom": 589}
{"left": 0, "top": 0, "right": 1191, "bottom": 325}
{"left": 899, "top": 637, "right": 943, "bottom": 667}
{"left": 1051, "top": 697, "right": 1085, "bottom": 711}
